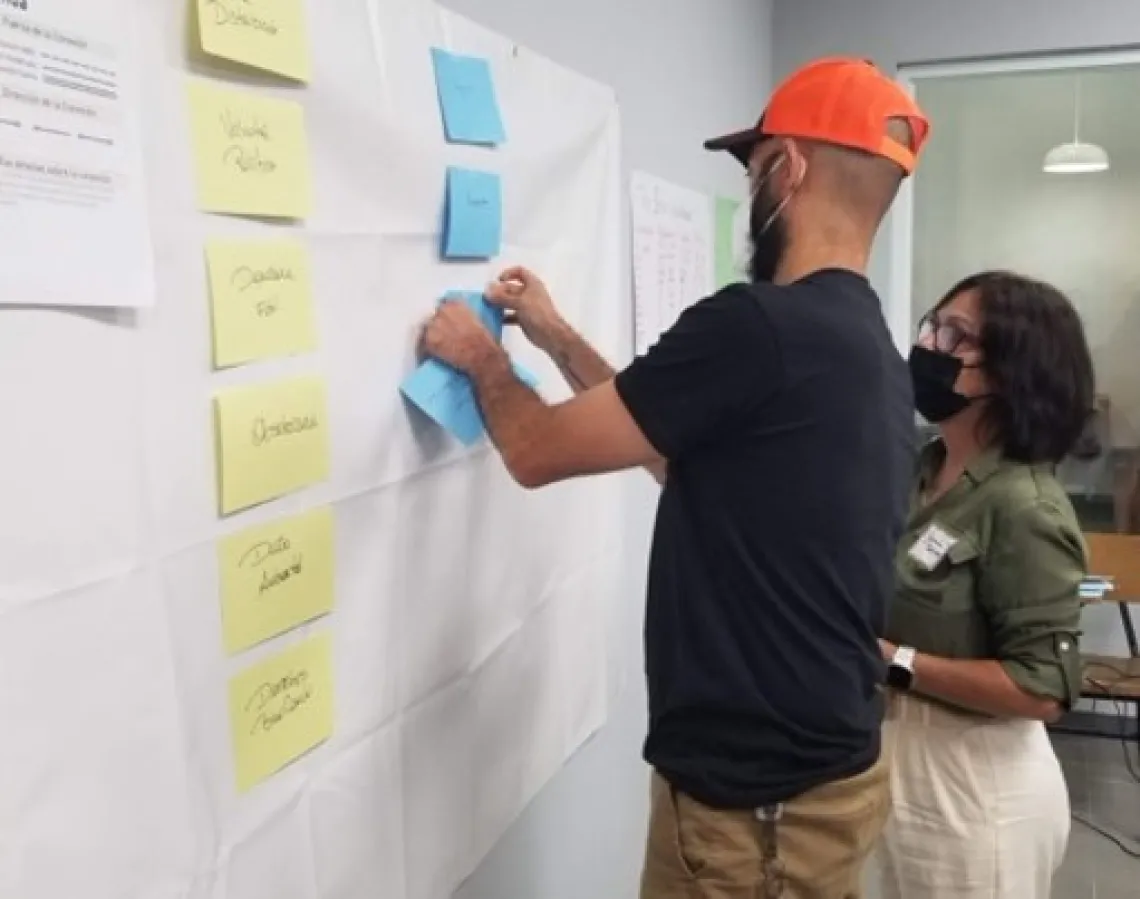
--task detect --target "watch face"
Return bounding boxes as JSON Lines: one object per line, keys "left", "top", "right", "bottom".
{"left": 887, "top": 663, "right": 914, "bottom": 691}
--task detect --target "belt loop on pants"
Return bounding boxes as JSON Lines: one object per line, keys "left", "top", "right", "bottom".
{"left": 754, "top": 803, "right": 786, "bottom": 898}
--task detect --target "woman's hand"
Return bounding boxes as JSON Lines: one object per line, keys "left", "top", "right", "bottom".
{"left": 885, "top": 648, "right": 1063, "bottom": 721}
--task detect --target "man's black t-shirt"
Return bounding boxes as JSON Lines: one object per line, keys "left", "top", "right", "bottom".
{"left": 614, "top": 269, "right": 914, "bottom": 809}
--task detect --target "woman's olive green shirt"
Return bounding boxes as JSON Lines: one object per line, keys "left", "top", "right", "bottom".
{"left": 884, "top": 443, "right": 1087, "bottom": 707}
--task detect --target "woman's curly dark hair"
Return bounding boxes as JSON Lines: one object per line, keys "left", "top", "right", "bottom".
{"left": 934, "top": 271, "right": 1096, "bottom": 465}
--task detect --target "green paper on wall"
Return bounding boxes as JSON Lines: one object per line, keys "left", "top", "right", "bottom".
{"left": 714, "top": 196, "right": 741, "bottom": 289}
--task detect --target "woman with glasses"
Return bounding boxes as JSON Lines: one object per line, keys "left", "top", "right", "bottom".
{"left": 874, "top": 271, "right": 1095, "bottom": 899}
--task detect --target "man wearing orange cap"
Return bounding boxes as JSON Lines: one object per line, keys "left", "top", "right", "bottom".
{"left": 423, "top": 58, "right": 929, "bottom": 897}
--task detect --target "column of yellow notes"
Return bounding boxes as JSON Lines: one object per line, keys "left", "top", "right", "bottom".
{"left": 192, "top": 5, "right": 336, "bottom": 797}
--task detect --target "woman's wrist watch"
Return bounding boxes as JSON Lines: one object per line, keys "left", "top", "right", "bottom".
{"left": 886, "top": 645, "right": 917, "bottom": 691}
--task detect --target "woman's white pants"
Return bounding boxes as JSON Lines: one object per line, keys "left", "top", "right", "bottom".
{"left": 871, "top": 692, "right": 1070, "bottom": 899}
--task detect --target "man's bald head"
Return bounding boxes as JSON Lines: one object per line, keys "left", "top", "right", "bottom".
{"left": 797, "top": 117, "right": 915, "bottom": 231}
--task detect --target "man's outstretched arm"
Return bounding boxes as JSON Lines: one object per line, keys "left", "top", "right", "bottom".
{"left": 486, "top": 268, "right": 667, "bottom": 484}
{"left": 420, "top": 301, "right": 664, "bottom": 488}
{"left": 422, "top": 281, "right": 770, "bottom": 490}
{"left": 472, "top": 355, "right": 662, "bottom": 488}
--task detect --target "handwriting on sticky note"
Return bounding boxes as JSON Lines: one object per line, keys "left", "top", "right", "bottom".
{"left": 197, "top": 0, "right": 311, "bottom": 82}
{"left": 187, "top": 80, "right": 311, "bottom": 218}
{"left": 218, "top": 508, "right": 335, "bottom": 653}
{"left": 430, "top": 48, "right": 506, "bottom": 146}
{"left": 443, "top": 167, "right": 502, "bottom": 259}
{"left": 401, "top": 359, "right": 485, "bottom": 446}
{"left": 228, "top": 633, "right": 334, "bottom": 792}
{"left": 207, "top": 239, "right": 317, "bottom": 368}
{"left": 214, "top": 375, "right": 330, "bottom": 514}
{"left": 401, "top": 359, "right": 539, "bottom": 446}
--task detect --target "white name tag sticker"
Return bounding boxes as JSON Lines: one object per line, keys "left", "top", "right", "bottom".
{"left": 908, "top": 524, "right": 959, "bottom": 571}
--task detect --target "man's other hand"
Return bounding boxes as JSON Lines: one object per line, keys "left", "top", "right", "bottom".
{"left": 486, "top": 266, "right": 566, "bottom": 352}
{"left": 421, "top": 300, "right": 502, "bottom": 373}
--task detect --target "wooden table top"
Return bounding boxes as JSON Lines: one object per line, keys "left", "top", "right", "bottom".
{"left": 1082, "top": 654, "right": 1140, "bottom": 700}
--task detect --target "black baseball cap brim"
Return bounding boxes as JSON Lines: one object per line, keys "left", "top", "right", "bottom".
{"left": 704, "top": 115, "right": 770, "bottom": 166}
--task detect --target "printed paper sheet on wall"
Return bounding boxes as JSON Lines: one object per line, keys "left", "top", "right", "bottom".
{"left": 0, "top": 0, "right": 154, "bottom": 308}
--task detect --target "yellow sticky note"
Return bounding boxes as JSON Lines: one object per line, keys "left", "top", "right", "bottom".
{"left": 207, "top": 239, "right": 318, "bottom": 368}
{"left": 197, "top": 0, "right": 311, "bottom": 82}
{"left": 218, "top": 507, "right": 335, "bottom": 653}
{"left": 214, "top": 375, "right": 330, "bottom": 514}
{"left": 187, "top": 80, "right": 312, "bottom": 219}
{"left": 228, "top": 633, "right": 334, "bottom": 792}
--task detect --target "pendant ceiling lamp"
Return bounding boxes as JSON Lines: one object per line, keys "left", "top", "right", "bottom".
{"left": 1043, "top": 75, "right": 1110, "bottom": 174}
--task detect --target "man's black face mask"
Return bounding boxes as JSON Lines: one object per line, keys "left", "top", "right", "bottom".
{"left": 748, "top": 155, "right": 790, "bottom": 284}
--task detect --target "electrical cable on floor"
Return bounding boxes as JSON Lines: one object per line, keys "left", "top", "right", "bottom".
{"left": 1071, "top": 813, "right": 1140, "bottom": 858}
{"left": 1112, "top": 697, "right": 1140, "bottom": 785}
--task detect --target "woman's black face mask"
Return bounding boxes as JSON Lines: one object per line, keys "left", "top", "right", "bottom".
{"left": 908, "top": 345, "right": 972, "bottom": 423}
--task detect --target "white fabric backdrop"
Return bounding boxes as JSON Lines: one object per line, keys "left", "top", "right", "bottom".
{"left": 0, "top": 1, "right": 624, "bottom": 897}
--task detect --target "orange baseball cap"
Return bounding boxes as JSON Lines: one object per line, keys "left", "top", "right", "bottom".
{"left": 705, "top": 57, "right": 930, "bottom": 175}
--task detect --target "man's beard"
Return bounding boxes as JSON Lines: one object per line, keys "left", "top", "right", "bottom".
{"left": 748, "top": 185, "right": 788, "bottom": 284}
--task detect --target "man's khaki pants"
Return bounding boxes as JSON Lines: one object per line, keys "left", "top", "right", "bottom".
{"left": 639, "top": 754, "right": 889, "bottom": 899}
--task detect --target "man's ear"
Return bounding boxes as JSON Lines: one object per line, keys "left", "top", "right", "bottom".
{"left": 784, "top": 138, "right": 809, "bottom": 189}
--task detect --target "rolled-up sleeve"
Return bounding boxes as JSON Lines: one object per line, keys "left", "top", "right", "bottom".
{"left": 979, "top": 500, "right": 1087, "bottom": 707}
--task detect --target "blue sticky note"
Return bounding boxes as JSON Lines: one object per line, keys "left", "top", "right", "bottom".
{"left": 402, "top": 290, "right": 540, "bottom": 445}
{"left": 443, "top": 290, "right": 504, "bottom": 341}
{"left": 401, "top": 290, "right": 505, "bottom": 445}
{"left": 442, "top": 293, "right": 534, "bottom": 390}
{"left": 431, "top": 48, "right": 506, "bottom": 146}
{"left": 512, "top": 363, "right": 539, "bottom": 389}
{"left": 443, "top": 167, "right": 502, "bottom": 260}
{"left": 401, "top": 358, "right": 486, "bottom": 446}
{"left": 402, "top": 357, "right": 539, "bottom": 447}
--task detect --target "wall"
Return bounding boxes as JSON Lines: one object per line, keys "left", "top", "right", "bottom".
{"left": 437, "top": 2, "right": 774, "bottom": 897}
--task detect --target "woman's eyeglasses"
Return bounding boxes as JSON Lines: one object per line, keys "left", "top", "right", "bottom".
{"left": 917, "top": 313, "right": 981, "bottom": 355}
